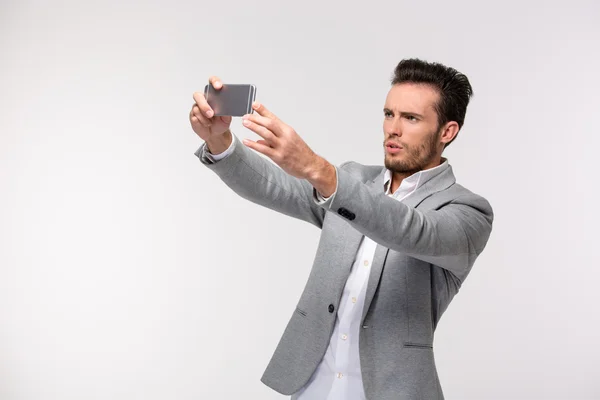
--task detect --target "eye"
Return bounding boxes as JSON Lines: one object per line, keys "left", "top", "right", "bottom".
{"left": 384, "top": 110, "right": 393, "bottom": 117}
{"left": 405, "top": 115, "right": 418, "bottom": 122}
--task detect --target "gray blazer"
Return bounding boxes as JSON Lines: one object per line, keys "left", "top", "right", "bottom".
{"left": 195, "top": 134, "right": 494, "bottom": 400}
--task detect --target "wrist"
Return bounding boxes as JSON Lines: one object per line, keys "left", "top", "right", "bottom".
{"left": 206, "top": 129, "right": 232, "bottom": 154}
{"left": 306, "top": 155, "right": 333, "bottom": 182}
{"left": 306, "top": 156, "right": 336, "bottom": 197}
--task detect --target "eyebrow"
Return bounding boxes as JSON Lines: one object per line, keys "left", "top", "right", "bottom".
{"left": 383, "top": 108, "right": 425, "bottom": 119}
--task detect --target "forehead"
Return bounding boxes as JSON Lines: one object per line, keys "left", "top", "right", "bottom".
{"left": 385, "top": 83, "right": 440, "bottom": 115}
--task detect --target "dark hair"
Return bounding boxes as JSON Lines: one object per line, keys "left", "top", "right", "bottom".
{"left": 391, "top": 58, "right": 473, "bottom": 148}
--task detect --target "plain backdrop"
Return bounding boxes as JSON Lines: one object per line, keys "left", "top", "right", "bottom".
{"left": 1, "top": 0, "right": 599, "bottom": 399}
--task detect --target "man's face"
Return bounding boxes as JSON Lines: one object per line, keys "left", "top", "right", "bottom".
{"left": 383, "top": 83, "right": 443, "bottom": 175}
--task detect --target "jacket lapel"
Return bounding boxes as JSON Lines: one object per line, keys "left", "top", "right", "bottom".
{"left": 334, "top": 226, "right": 363, "bottom": 288}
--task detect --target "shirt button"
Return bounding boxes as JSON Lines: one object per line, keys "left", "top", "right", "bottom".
{"left": 337, "top": 372, "right": 343, "bottom": 379}
{"left": 341, "top": 334, "right": 348, "bottom": 340}
{"left": 328, "top": 304, "right": 335, "bottom": 313}
{"left": 363, "top": 260, "right": 369, "bottom": 266}
{"left": 351, "top": 297, "right": 357, "bottom": 303}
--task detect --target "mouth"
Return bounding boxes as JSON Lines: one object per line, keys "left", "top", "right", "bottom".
{"left": 385, "top": 141, "right": 403, "bottom": 154}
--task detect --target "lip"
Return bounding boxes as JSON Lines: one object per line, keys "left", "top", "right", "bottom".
{"left": 385, "top": 141, "right": 403, "bottom": 149}
{"left": 385, "top": 141, "right": 403, "bottom": 154}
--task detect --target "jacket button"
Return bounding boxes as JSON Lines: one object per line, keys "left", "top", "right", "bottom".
{"left": 337, "top": 207, "right": 356, "bottom": 221}
{"left": 328, "top": 304, "right": 335, "bottom": 313}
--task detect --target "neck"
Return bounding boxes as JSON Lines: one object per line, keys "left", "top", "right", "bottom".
{"left": 389, "top": 156, "right": 444, "bottom": 194}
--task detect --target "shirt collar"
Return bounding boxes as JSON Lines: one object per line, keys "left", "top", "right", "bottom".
{"left": 383, "top": 158, "right": 449, "bottom": 195}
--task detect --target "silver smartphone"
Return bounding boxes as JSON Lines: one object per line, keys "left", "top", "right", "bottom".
{"left": 203, "top": 83, "right": 257, "bottom": 117}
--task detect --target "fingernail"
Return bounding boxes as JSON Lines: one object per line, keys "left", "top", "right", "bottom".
{"left": 243, "top": 119, "right": 250, "bottom": 126}
{"left": 252, "top": 102, "right": 260, "bottom": 109}
{"left": 206, "top": 110, "right": 213, "bottom": 118}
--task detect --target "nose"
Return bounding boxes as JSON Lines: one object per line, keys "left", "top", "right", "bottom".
{"left": 384, "top": 118, "right": 402, "bottom": 137}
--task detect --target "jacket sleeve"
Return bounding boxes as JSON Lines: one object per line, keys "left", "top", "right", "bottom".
{"left": 313, "top": 162, "right": 494, "bottom": 281}
{"left": 195, "top": 133, "right": 327, "bottom": 229}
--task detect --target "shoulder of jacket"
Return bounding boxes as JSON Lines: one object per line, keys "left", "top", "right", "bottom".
{"left": 436, "top": 183, "right": 493, "bottom": 216}
{"left": 339, "top": 161, "right": 382, "bottom": 180}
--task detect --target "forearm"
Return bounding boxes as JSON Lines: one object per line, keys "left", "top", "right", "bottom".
{"left": 315, "top": 166, "right": 494, "bottom": 280}
{"left": 196, "top": 133, "right": 326, "bottom": 228}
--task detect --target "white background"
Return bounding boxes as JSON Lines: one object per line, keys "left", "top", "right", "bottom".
{"left": 1, "top": 0, "right": 599, "bottom": 399}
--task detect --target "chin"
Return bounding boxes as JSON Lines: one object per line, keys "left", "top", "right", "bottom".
{"left": 384, "top": 154, "right": 402, "bottom": 165}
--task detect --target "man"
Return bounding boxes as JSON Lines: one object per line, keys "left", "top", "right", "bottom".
{"left": 189, "top": 58, "right": 493, "bottom": 400}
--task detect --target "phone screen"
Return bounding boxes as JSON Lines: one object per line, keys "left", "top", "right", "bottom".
{"left": 204, "top": 84, "right": 256, "bottom": 117}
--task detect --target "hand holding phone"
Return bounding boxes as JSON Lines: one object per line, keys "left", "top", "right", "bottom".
{"left": 191, "top": 77, "right": 237, "bottom": 150}
{"left": 203, "top": 83, "right": 257, "bottom": 117}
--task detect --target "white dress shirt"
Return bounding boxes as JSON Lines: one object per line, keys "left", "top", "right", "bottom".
{"left": 204, "top": 135, "right": 449, "bottom": 399}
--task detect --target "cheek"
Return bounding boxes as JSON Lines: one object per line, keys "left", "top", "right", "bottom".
{"left": 404, "top": 124, "right": 432, "bottom": 142}
{"left": 383, "top": 120, "right": 391, "bottom": 132}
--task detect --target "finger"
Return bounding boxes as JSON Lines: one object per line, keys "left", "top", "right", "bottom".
{"left": 242, "top": 118, "right": 278, "bottom": 145}
{"left": 242, "top": 138, "right": 276, "bottom": 158}
{"left": 208, "top": 76, "right": 223, "bottom": 90}
{"left": 251, "top": 101, "right": 278, "bottom": 120}
{"left": 191, "top": 104, "right": 211, "bottom": 126}
{"left": 191, "top": 105, "right": 212, "bottom": 127}
{"left": 218, "top": 115, "right": 232, "bottom": 125}
{"left": 190, "top": 110, "right": 211, "bottom": 128}
{"left": 192, "top": 93, "right": 214, "bottom": 118}
{"left": 243, "top": 113, "right": 280, "bottom": 136}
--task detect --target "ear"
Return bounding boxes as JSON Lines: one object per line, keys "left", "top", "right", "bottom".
{"left": 439, "top": 121, "right": 460, "bottom": 146}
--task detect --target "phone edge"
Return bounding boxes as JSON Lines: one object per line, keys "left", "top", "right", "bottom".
{"left": 247, "top": 84, "right": 256, "bottom": 114}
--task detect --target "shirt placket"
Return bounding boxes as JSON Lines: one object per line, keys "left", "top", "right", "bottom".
{"left": 327, "top": 237, "right": 377, "bottom": 399}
